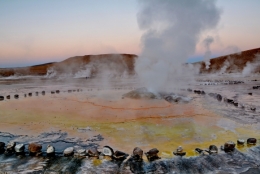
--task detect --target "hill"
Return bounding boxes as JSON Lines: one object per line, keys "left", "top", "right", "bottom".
{"left": 193, "top": 47, "right": 260, "bottom": 74}
{"left": 0, "top": 54, "right": 137, "bottom": 77}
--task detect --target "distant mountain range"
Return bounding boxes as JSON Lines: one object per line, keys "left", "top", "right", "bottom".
{"left": 1, "top": 48, "right": 260, "bottom": 77}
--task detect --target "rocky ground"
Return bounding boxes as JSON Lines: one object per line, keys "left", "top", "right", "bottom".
{"left": 1, "top": 74, "right": 260, "bottom": 173}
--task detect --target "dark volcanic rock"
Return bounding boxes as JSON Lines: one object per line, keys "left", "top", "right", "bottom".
{"left": 133, "top": 147, "right": 143, "bottom": 160}
{"left": 5, "top": 142, "right": 16, "bottom": 154}
{"left": 145, "top": 148, "right": 161, "bottom": 162}
{"left": 223, "top": 141, "right": 236, "bottom": 152}
{"left": 0, "top": 142, "right": 5, "bottom": 153}
{"left": 247, "top": 138, "right": 257, "bottom": 145}
{"left": 113, "top": 150, "right": 129, "bottom": 161}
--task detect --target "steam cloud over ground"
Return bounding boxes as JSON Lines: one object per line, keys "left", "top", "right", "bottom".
{"left": 135, "top": 0, "right": 221, "bottom": 92}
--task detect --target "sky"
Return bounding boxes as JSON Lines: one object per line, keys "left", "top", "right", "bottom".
{"left": 0, "top": 0, "right": 260, "bottom": 67}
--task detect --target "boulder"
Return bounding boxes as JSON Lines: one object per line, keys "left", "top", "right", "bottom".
{"left": 195, "top": 148, "right": 204, "bottom": 154}
{"left": 133, "top": 147, "right": 143, "bottom": 160}
{"left": 0, "top": 96, "right": 4, "bottom": 101}
{"left": 102, "top": 146, "right": 114, "bottom": 156}
{"left": 237, "top": 139, "right": 245, "bottom": 145}
{"left": 216, "top": 94, "right": 222, "bottom": 102}
{"left": 46, "top": 145, "right": 55, "bottom": 156}
{"left": 224, "top": 141, "right": 236, "bottom": 152}
{"left": 87, "top": 147, "right": 100, "bottom": 157}
{"left": 15, "top": 144, "right": 25, "bottom": 153}
{"left": 74, "top": 148, "right": 86, "bottom": 157}
{"left": 208, "top": 145, "right": 218, "bottom": 154}
{"left": 145, "top": 148, "right": 161, "bottom": 162}
{"left": 28, "top": 143, "right": 42, "bottom": 156}
{"left": 113, "top": 150, "right": 129, "bottom": 161}
{"left": 64, "top": 147, "right": 74, "bottom": 157}
{"left": 5, "top": 142, "right": 16, "bottom": 154}
{"left": 247, "top": 138, "right": 257, "bottom": 145}
{"left": 173, "top": 146, "right": 186, "bottom": 157}
{"left": 0, "top": 142, "right": 5, "bottom": 153}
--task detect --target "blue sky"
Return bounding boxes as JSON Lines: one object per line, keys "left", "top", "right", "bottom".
{"left": 0, "top": 0, "right": 260, "bottom": 67}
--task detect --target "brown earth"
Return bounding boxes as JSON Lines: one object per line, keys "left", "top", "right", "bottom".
{"left": 0, "top": 54, "right": 137, "bottom": 77}
{"left": 194, "top": 47, "right": 260, "bottom": 74}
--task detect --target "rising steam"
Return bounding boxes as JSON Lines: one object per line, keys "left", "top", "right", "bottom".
{"left": 135, "top": 0, "right": 221, "bottom": 91}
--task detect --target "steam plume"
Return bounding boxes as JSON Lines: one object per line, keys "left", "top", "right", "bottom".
{"left": 203, "top": 36, "right": 214, "bottom": 69}
{"left": 135, "top": 0, "right": 221, "bottom": 91}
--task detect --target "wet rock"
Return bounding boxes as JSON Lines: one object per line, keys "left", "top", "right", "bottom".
{"left": 250, "top": 107, "right": 256, "bottom": 111}
{"left": 113, "top": 150, "right": 129, "bottom": 161}
{"left": 28, "top": 143, "right": 42, "bottom": 156}
{"left": 123, "top": 147, "right": 145, "bottom": 173}
{"left": 35, "top": 92, "right": 39, "bottom": 96}
{"left": 145, "top": 148, "right": 161, "bottom": 162}
{"left": 42, "top": 91, "right": 45, "bottom": 95}
{"left": 6, "top": 95, "right": 11, "bottom": 99}
{"left": 237, "top": 139, "right": 245, "bottom": 146}
{"left": 64, "top": 147, "right": 74, "bottom": 157}
{"left": 216, "top": 94, "right": 222, "bottom": 102}
{"left": 247, "top": 138, "right": 257, "bottom": 145}
{"left": 56, "top": 90, "right": 60, "bottom": 94}
{"left": 28, "top": 93, "right": 32, "bottom": 97}
{"left": 74, "top": 148, "right": 86, "bottom": 157}
{"left": 173, "top": 146, "right": 186, "bottom": 156}
{"left": 133, "top": 147, "right": 143, "bottom": 160}
{"left": 15, "top": 144, "right": 25, "bottom": 153}
{"left": 0, "top": 96, "right": 4, "bottom": 101}
{"left": 87, "top": 147, "right": 100, "bottom": 157}
{"left": 195, "top": 148, "right": 204, "bottom": 154}
{"left": 226, "top": 98, "right": 234, "bottom": 104}
{"left": 15, "top": 144, "right": 25, "bottom": 156}
{"left": 5, "top": 142, "right": 16, "bottom": 154}
{"left": 102, "top": 146, "right": 114, "bottom": 156}
{"left": 223, "top": 141, "right": 236, "bottom": 152}
{"left": 46, "top": 145, "right": 55, "bottom": 157}
{"left": 0, "top": 142, "right": 5, "bottom": 153}
{"left": 208, "top": 145, "right": 218, "bottom": 154}
{"left": 14, "top": 94, "right": 19, "bottom": 99}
